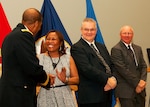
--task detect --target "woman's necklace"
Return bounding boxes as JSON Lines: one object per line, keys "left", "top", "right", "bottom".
{"left": 48, "top": 51, "right": 60, "bottom": 69}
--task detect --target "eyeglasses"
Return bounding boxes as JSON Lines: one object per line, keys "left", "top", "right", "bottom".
{"left": 121, "top": 32, "right": 133, "bottom": 35}
{"left": 82, "top": 28, "right": 96, "bottom": 32}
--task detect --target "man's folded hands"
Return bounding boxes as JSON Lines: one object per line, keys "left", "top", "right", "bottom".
{"left": 104, "top": 76, "right": 117, "bottom": 91}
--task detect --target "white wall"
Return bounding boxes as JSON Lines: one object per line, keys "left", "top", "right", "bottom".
{"left": 1, "top": 0, "right": 150, "bottom": 66}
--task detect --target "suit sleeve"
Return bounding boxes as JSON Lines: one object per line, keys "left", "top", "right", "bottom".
{"left": 14, "top": 32, "right": 49, "bottom": 85}
{"left": 71, "top": 44, "right": 109, "bottom": 86}
{"left": 111, "top": 47, "right": 140, "bottom": 88}
{"left": 137, "top": 47, "right": 147, "bottom": 81}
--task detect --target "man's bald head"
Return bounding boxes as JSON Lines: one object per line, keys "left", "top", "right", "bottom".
{"left": 21, "top": 8, "right": 42, "bottom": 36}
{"left": 22, "top": 8, "right": 42, "bottom": 24}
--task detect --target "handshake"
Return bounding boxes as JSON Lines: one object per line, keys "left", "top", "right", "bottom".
{"left": 104, "top": 76, "right": 117, "bottom": 91}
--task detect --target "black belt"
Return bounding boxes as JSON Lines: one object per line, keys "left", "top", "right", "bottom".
{"left": 50, "top": 84, "right": 67, "bottom": 88}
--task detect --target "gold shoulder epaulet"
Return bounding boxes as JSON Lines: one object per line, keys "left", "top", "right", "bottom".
{"left": 21, "top": 29, "right": 33, "bottom": 35}
{"left": 41, "top": 74, "right": 49, "bottom": 86}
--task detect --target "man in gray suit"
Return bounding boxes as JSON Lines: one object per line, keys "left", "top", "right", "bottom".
{"left": 111, "top": 25, "right": 147, "bottom": 107}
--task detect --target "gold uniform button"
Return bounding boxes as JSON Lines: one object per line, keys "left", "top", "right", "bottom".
{"left": 24, "top": 86, "right": 27, "bottom": 88}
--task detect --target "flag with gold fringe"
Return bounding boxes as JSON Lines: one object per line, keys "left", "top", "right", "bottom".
{"left": 35, "top": 0, "right": 72, "bottom": 54}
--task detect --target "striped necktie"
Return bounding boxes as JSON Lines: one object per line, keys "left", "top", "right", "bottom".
{"left": 90, "top": 44, "right": 111, "bottom": 74}
{"left": 128, "top": 45, "right": 137, "bottom": 66}
{"left": 128, "top": 45, "right": 134, "bottom": 56}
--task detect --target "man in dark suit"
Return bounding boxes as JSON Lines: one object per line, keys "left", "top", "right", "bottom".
{"left": 71, "top": 18, "right": 117, "bottom": 107}
{"left": 111, "top": 25, "right": 147, "bottom": 107}
{"left": 0, "top": 8, "right": 53, "bottom": 107}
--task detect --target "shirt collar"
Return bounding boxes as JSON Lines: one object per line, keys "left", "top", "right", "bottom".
{"left": 24, "top": 25, "right": 33, "bottom": 35}
{"left": 81, "top": 36, "right": 95, "bottom": 46}
{"left": 122, "top": 41, "right": 132, "bottom": 49}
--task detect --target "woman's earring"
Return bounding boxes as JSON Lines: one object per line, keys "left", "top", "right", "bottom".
{"left": 59, "top": 46, "right": 62, "bottom": 51}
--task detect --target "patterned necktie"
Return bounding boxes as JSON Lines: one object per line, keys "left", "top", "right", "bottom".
{"left": 128, "top": 45, "right": 137, "bottom": 66}
{"left": 128, "top": 45, "right": 134, "bottom": 58}
{"left": 90, "top": 44, "right": 111, "bottom": 74}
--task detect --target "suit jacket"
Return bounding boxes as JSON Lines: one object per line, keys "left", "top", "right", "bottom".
{"left": 111, "top": 41, "right": 147, "bottom": 98}
{"left": 0, "top": 24, "right": 49, "bottom": 107}
{"left": 71, "top": 38, "right": 115, "bottom": 104}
